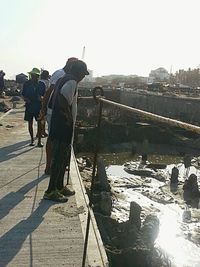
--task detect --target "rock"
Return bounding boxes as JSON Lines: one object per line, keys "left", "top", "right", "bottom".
{"left": 100, "top": 192, "right": 112, "bottom": 216}
{"left": 141, "top": 214, "right": 159, "bottom": 245}
{"left": 170, "top": 166, "right": 179, "bottom": 184}
{"left": 182, "top": 208, "right": 191, "bottom": 222}
{"left": 0, "top": 101, "right": 10, "bottom": 112}
{"left": 6, "top": 125, "right": 14, "bottom": 128}
{"left": 183, "top": 174, "right": 200, "bottom": 208}
{"left": 129, "top": 201, "right": 142, "bottom": 230}
{"left": 124, "top": 167, "right": 154, "bottom": 177}
{"left": 183, "top": 154, "right": 191, "bottom": 168}
{"left": 10, "top": 96, "right": 21, "bottom": 102}
{"left": 96, "top": 158, "right": 111, "bottom": 192}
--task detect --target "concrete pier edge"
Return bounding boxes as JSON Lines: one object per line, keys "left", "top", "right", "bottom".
{"left": 71, "top": 149, "right": 109, "bottom": 267}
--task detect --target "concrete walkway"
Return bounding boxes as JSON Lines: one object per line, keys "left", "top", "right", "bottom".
{"left": 0, "top": 107, "right": 108, "bottom": 267}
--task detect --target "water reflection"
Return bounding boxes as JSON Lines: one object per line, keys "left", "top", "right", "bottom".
{"left": 106, "top": 160, "right": 200, "bottom": 267}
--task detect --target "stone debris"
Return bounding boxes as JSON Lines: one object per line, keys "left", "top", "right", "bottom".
{"left": 5, "top": 124, "right": 14, "bottom": 128}
{"left": 10, "top": 96, "right": 21, "bottom": 102}
{"left": 0, "top": 100, "right": 10, "bottom": 112}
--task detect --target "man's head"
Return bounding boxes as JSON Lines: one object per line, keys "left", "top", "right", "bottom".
{"left": 40, "top": 70, "right": 50, "bottom": 80}
{"left": 28, "top": 68, "right": 40, "bottom": 81}
{"left": 0, "top": 70, "right": 5, "bottom": 77}
{"left": 70, "top": 60, "right": 89, "bottom": 82}
{"left": 63, "top": 57, "right": 78, "bottom": 73}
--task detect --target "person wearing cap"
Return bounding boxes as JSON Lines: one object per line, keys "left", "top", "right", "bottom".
{"left": 22, "top": 68, "right": 46, "bottom": 147}
{"left": 41, "top": 57, "right": 78, "bottom": 117}
{"left": 40, "top": 57, "right": 78, "bottom": 175}
{"left": 43, "top": 60, "right": 89, "bottom": 202}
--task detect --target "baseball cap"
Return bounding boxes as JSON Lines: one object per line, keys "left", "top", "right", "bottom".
{"left": 71, "top": 60, "right": 89, "bottom": 75}
{"left": 67, "top": 57, "right": 78, "bottom": 63}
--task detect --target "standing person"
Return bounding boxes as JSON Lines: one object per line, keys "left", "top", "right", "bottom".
{"left": 0, "top": 70, "right": 5, "bottom": 96}
{"left": 39, "top": 70, "right": 50, "bottom": 137}
{"left": 22, "top": 68, "right": 45, "bottom": 147}
{"left": 40, "top": 57, "right": 78, "bottom": 175}
{"left": 43, "top": 60, "right": 89, "bottom": 202}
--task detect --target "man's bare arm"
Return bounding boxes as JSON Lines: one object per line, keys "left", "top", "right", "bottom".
{"left": 41, "top": 84, "right": 54, "bottom": 115}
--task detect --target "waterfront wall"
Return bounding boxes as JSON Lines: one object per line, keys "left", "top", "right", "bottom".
{"left": 120, "top": 90, "right": 200, "bottom": 124}
{"left": 78, "top": 87, "right": 200, "bottom": 125}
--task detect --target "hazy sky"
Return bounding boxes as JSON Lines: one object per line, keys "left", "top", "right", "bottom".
{"left": 1, "top": 0, "right": 200, "bottom": 78}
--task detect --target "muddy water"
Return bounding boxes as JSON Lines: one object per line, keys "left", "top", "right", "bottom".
{"left": 105, "top": 154, "right": 200, "bottom": 267}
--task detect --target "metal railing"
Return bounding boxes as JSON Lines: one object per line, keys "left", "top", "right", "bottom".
{"left": 81, "top": 86, "right": 200, "bottom": 266}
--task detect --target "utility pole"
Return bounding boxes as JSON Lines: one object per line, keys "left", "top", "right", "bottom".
{"left": 81, "top": 46, "right": 85, "bottom": 61}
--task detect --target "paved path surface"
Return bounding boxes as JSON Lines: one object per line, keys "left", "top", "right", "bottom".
{"left": 0, "top": 108, "right": 108, "bottom": 267}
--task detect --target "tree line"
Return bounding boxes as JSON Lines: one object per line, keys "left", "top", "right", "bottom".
{"left": 169, "top": 68, "right": 200, "bottom": 88}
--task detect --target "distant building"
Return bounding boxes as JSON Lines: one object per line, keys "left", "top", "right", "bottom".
{"left": 149, "top": 67, "right": 169, "bottom": 81}
{"left": 16, "top": 73, "right": 28, "bottom": 84}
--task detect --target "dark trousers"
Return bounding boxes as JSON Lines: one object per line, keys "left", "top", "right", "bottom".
{"left": 46, "top": 139, "right": 71, "bottom": 193}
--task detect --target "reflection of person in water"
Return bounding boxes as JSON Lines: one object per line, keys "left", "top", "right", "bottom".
{"left": 183, "top": 173, "right": 200, "bottom": 208}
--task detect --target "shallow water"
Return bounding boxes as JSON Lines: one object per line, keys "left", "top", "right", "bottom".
{"left": 106, "top": 161, "right": 200, "bottom": 267}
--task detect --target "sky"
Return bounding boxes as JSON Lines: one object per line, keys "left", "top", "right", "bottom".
{"left": 1, "top": 0, "right": 200, "bottom": 79}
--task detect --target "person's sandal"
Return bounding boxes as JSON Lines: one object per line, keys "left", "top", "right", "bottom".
{"left": 43, "top": 190, "right": 68, "bottom": 202}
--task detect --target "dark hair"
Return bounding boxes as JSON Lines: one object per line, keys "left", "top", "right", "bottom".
{"left": 40, "top": 70, "right": 49, "bottom": 80}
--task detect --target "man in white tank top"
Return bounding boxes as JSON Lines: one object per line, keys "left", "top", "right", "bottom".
{"left": 40, "top": 57, "right": 78, "bottom": 175}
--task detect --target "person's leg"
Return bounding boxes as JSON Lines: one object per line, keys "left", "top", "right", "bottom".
{"left": 44, "top": 139, "right": 68, "bottom": 202}
{"left": 28, "top": 120, "right": 34, "bottom": 145}
{"left": 42, "top": 120, "right": 48, "bottom": 137}
{"left": 44, "top": 137, "right": 52, "bottom": 174}
{"left": 57, "top": 143, "right": 71, "bottom": 190}
{"left": 35, "top": 112, "right": 43, "bottom": 147}
{"left": 46, "top": 139, "right": 63, "bottom": 193}
{"left": 37, "top": 120, "right": 43, "bottom": 147}
{"left": 57, "top": 143, "right": 75, "bottom": 196}
{"left": 24, "top": 110, "right": 34, "bottom": 145}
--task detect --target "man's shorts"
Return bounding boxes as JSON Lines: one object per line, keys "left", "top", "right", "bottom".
{"left": 24, "top": 109, "right": 40, "bottom": 122}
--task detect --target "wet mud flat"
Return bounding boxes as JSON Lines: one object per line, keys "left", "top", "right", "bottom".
{"left": 78, "top": 157, "right": 200, "bottom": 267}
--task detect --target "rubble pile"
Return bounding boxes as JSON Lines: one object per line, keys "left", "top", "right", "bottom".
{"left": 77, "top": 157, "right": 166, "bottom": 267}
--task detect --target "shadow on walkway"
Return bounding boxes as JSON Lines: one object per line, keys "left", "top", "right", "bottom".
{"left": 0, "top": 140, "right": 34, "bottom": 163}
{"left": 0, "top": 174, "right": 46, "bottom": 220}
{"left": 0, "top": 164, "right": 46, "bottom": 190}
{"left": 0, "top": 199, "right": 54, "bottom": 266}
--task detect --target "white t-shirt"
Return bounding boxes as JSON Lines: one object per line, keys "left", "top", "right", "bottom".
{"left": 49, "top": 69, "right": 65, "bottom": 85}
{"left": 60, "top": 80, "right": 78, "bottom": 124}
{"left": 47, "top": 68, "right": 65, "bottom": 115}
